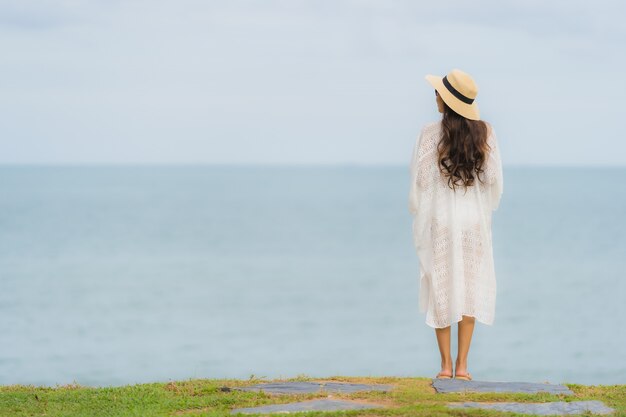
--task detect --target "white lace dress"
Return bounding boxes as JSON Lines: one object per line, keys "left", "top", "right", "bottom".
{"left": 408, "top": 121, "right": 503, "bottom": 328}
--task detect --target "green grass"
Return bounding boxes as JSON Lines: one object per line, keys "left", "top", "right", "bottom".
{"left": 0, "top": 375, "right": 623, "bottom": 417}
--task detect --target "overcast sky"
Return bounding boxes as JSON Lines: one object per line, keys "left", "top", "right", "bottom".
{"left": 0, "top": 0, "right": 624, "bottom": 166}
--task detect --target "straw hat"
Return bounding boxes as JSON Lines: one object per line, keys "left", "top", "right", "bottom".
{"left": 425, "top": 69, "right": 480, "bottom": 120}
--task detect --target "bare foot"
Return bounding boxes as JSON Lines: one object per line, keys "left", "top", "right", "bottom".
{"left": 437, "top": 359, "right": 453, "bottom": 378}
{"left": 455, "top": 359, "right": 471, "bottom": 380}
{"left": 454, "top": 371, "right": 472, "bottom": 380}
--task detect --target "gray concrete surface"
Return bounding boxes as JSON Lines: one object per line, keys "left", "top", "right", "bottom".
{"left": 447, "top": 400, "right": 615, "bottom": 415}
{"left": 231, "top": 398, "right": 387, "bottom": 414}
{"left": 234, "top": 381, "right": 393, "bottom": 395}
{"left": 432, "top": 378, "right": 574, "bottom": 395}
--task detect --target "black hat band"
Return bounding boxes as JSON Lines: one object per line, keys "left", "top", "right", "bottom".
{"left": 442, "top": 75, "right": 475, "bottom": 105}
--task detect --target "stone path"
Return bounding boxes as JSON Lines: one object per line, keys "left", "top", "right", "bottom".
{"left": 231, "top": 381, "right": 391, "bottom": 414}
{"left": 433, "top": 378, "right": 615, "bottom": 415}
{"left": 232, "top": 398, "right": 386, "bottom": 414}
{"left": 233, "top": 381, "right": 392, "bottom": 395}
{"left": 228, "top": 379, "right": 616, "bottom": 415}
{"left": 431, "top": 378, "right": 574, "bottom": 395}
{"left": 447, "top": 400, "right": 615, "bottom": 415}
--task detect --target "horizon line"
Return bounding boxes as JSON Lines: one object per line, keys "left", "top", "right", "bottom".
{"left": 0, "top": 162, "right": 625, "bottom": 168}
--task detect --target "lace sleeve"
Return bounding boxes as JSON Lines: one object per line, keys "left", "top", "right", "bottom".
{"left": 484, "top": 125, "right": 503, "bottom": 210}
{"left": 409, "top": 126, "right": 437, "bottom": 215}
{"left": 408, "top": 131, "right": 422, "bottom": 216}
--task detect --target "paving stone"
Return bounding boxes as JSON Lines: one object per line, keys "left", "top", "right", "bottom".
{"left": 234, "top": 381, "right": 393, "bottom": 395}
{"left": 432, "top": 378, "right": 574, "bottom": 395}
{"left": 447, "top": 400, "right": 615, "bottom": 415}
{"left": 231, "top": 398, "right": 386, "bottom": 414}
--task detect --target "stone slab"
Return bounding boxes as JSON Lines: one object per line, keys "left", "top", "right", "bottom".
{"left": 432, "top": 378, "right": 574, "bottom": 395}
{"left": 234, "top": 381, "right": 393, "bottom": 395}
{"left": 447, "top": 400, "right": 615, "bottom": 415}
{"left": 231, "top": 398, "right": 386, "bottom": 414}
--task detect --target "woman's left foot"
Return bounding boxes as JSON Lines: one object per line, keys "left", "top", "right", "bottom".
{"left": 454, "top": 371, "right": 472, "bottom": 381}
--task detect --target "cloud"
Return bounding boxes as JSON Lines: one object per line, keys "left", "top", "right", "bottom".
{"left": 0, "top": 0, "right": 99, "bottom": 30}
{"left": 0, "top": 0, "right": 624, "bottom": 165}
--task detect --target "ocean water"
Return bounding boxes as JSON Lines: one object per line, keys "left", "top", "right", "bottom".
{"left": 0, "top": 165, "right": 624, "bottom": 387}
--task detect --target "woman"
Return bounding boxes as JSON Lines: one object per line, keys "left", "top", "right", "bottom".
{"left": 408, "top": 69, "right": 503, "bottom": 381}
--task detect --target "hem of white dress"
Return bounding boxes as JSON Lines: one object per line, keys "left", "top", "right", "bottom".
{"left": 425, "top": 313, "right": 494, "bottom": 329}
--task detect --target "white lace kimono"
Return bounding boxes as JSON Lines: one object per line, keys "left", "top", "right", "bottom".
{"left": 408, "top": 121, "right": 503, "bottom": 328}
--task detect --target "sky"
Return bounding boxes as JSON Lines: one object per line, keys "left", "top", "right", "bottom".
{"left": 0, "top": 0, "right": 624, "bottom": 166}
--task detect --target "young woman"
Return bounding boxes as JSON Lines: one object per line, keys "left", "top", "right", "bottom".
{"left": 408, "top": 69, "right": 503, "bottom": 381}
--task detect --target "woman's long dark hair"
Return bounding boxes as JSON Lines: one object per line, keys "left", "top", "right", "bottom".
{"left": 437, "top": 97, "right": 491, "bottom": 193}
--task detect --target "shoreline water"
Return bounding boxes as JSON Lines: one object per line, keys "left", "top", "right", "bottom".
{"left": 2, "top": 165, "right": 625, "bottom": 387}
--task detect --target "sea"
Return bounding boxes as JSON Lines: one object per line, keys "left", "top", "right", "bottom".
{"left": 1, "top": 165, "right": 624, "bottom": 387}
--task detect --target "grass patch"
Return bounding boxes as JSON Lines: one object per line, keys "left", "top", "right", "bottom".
{"left": 0, "top": 375, "right": 623, "bottom": 417}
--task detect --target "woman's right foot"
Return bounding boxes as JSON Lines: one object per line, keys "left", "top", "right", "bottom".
{"left": 438, "top": 359, "right": 453, "bottom": 379}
